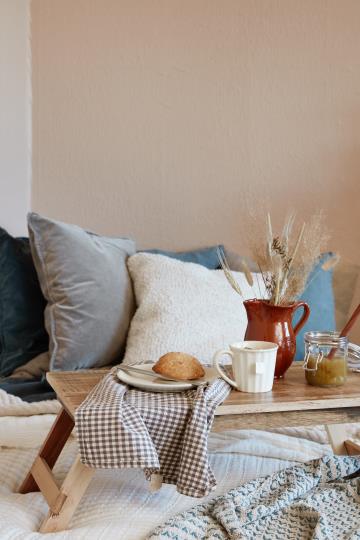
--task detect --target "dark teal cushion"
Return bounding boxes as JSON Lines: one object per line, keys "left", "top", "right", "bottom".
{"left": 142, "top": 245, "right": 223, "bottom": 269}
{"left": 0, "top": 228, "right": 48, "bottom": 376}
{"left": 293, "top": 253, "right": 336, "bottom": 360}
{"left": 0, "top": 376, "right": 55, "bottom": 402}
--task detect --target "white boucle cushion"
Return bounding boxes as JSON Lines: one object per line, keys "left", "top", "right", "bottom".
{"left": 123, "top": 253, "right": 265, "bottom": 365}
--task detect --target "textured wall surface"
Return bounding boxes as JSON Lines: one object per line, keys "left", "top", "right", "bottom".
{"left": 31, "top": 1, "right": 360, "bottom": 260}
{"left": 0, "top": 0, "right": 30, "bottom": 236}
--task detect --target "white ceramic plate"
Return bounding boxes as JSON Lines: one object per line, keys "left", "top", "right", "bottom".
{"left": 116, "top": 364, "right": 218, "bottom": 392}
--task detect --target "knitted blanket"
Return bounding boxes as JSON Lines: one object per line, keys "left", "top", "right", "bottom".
{"left": 149, "top": 455, "right": 360, "bottom": 539}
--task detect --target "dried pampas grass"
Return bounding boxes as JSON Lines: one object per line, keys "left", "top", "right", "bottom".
{"left": 220, "top": 210, "right": 337, "bottom": 306}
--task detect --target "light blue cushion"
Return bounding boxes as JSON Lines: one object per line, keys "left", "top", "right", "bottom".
{"left": 293, "top": 253, "right": 336, "bottom": 360}
{"left": 141, "top": 245, "right": 223, "bottom": 269}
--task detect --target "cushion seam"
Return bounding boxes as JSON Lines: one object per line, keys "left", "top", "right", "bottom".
{"left": 28, "top": 220, "right": 59, "bottom": 370}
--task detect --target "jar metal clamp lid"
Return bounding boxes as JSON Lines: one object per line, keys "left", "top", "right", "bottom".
{"left": 302, "top": 331, "right": 348, "bottom": 372}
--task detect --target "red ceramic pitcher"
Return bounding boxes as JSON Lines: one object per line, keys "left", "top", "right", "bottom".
{"left": 243, "top": 299, "right": 310, "bottom": 378}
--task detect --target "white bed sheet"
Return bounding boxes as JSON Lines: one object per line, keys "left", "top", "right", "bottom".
{"left": 0, "top": 409, "right": 334, "bottom": 540}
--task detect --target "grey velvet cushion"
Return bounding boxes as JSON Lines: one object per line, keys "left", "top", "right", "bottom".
{"left": 28, "top": 213, "right": 136, "bottom": 371}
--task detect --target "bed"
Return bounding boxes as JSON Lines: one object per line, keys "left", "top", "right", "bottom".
{"left": 1, "top": 218, "right": 359, "bottom": 538}
{"left": 1, "top": 386, "right": 353, "bottom": 539}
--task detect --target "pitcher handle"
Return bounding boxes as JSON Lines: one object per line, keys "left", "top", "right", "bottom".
{"left": 293, "top": 302, "right": 311, "bottom": 336}
{"left": 212, "top": 349, "right": 237, "bottom": 389}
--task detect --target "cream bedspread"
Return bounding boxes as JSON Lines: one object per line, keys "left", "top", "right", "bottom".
{"left": 0, "top": 389, "right": 353, "bottom": 540}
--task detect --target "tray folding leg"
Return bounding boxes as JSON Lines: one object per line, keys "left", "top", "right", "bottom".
{"left": 326, "top": 424, "right": 360, "bottom": 455}
{"left": 20, "top": 408, "right": 74, "bottom": 493}
{"left": 39, "top": 454, "right": 95, "bottom": 533}
{"left": 326, "top": 423, "right": 351, "bottom": 455}
{"left": 19, "top": 407, "right": 95, "bottom": 533}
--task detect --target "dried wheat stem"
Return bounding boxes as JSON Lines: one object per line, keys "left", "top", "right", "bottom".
{"left": 267, "top": 213, "right": 273, "bottom": 261}
{"left": 274, "top": 266, "right": 282, "bottom": 305}
{"left": 241, "top": 259, "right": 254, "bottom": 287}
{"left": 281, "top": 212, "right": 295, "bottom": 249}
{"left": 255, "top": 271, "right": 263, "bottom": 299}
{"left": 291, "top": 222, "right": 306, "bottom": 265}
{"left": 217, "top": 247, "right": 243, "bottom": 297}
{"left": 267, "top": 212, "right": 273, "bottom": 241}
{"left": 280, "top": 222, "right": 305, "bottom": 293}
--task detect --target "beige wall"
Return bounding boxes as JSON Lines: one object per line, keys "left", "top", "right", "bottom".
{"left": 0, "top": 0, "right": 30, "bottom": 236}
{"left": 31, "top": 1, "right": 360, "bottom": 257}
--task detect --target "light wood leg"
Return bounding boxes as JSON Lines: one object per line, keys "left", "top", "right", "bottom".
{"left": 20, "top": 407, "right": 74, "bottom": 493}
{"left": 344, "top": 440, "right": 360, "bottom": 455}
{"left": 19, "top": 406, "right": 94, "bottom": 533}
{"left": 326, "top": 424, "right": 349, "bottom": 455}
{"left": 39, "top": 455, "right": 95, "bottom": 533}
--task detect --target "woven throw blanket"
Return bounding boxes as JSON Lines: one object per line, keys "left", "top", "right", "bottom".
{"left": 75, "top": 369, "right": 230, "bottom": 497}
{"left": 148, "top": 455, "right": 360, "bottom": 539}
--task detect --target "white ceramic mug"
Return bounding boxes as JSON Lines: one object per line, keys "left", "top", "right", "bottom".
{"left": 213, "top": 341, "right": 278, "bottom": 393}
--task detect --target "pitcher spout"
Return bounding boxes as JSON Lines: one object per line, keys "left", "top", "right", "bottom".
{"left": 243, "top": 299, "right": 271, "bottom": 322}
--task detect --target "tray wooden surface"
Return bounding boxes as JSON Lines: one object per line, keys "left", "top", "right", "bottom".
{"left": 47, "top": 364, "right": 360, "bottom": 431}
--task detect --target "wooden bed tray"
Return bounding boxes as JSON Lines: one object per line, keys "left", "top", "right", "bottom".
{"left": 19, "top": 364, "right": 360, "bottom": 533}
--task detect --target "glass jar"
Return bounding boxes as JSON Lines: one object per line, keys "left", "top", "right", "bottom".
{"left": 303, "top": 331, "right": 348, "bottom": 387}
{"left": 348, "top": 342, "right": 360, "bottom": 372}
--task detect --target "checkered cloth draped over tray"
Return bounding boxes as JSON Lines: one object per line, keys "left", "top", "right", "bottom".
{"left": 75, "top": 369, "right": 230, "bottom": 497}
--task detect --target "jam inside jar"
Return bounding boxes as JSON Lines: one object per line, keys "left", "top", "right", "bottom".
{"left": 303, "top": 331, "right": 348, "bottom": 387}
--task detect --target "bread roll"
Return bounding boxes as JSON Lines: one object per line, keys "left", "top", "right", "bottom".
{"left": 153, "top": 352, "right": 205, "bottom": 380}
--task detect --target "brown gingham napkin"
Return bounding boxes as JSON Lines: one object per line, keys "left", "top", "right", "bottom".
{"left": 75, "top": 368, "right": 230, "bottom": 497}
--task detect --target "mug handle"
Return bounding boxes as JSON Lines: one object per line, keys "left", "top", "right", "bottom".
{"left": 212, "top": 349, "right": 238, "bottom": 388}
{"left": 293, "top": 301, "right": 311, "bottom": 336}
